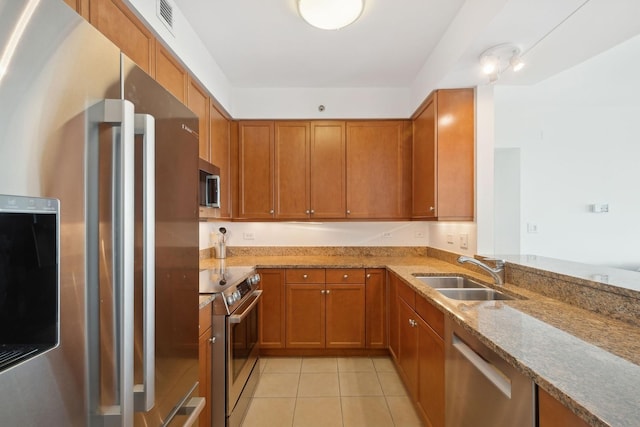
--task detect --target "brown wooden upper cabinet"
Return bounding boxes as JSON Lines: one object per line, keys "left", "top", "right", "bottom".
{"left": 274, "top": 121, "right": 347, "bottom": 220}
{"left": 237, "top": 121, "right": 275, "bottom": 219}
{"left": 237, "top": 120, "right": 346, "bottom": 220}
{"left": 412, "top": 89, "right": 475, "bottom": 220}
{"left": 310, "top": 122, "right": 347, "bottom": 219}
{"left": 64, "top": 0, "right": 89, "bottom": 19}
{"left": 155, "top": 43, "right": 188, "bottom": 103}
{"left": 274, "top": 121, "right": 311, "bottom": 220}
{"left": 346, "top": 120, "right": 412, "bottom": 219}
{"left": 89, "top": 0, "right": 155, "bottom": 76}
{"left": 187, "top": 77, "right": 210, "bottom": 161}
{"left": 210, "top": 103, "right": 232, "bottom": 218}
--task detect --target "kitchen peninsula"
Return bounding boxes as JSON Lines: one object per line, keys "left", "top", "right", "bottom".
{"left": 200, "top": 247, "right": 640, "bottom": 427}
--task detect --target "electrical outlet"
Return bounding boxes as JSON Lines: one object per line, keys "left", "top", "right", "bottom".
{"left": 447, "top": 234, "right": 454, "bottom": 244}
{"left": 527, "top": 223, "right": 538, "bottom": 233}
{"left": 382, "top": 232, "right": 392, "bottom": 239}
{"left": 459, "top": 234, "right": 469, "bottom": 249}
{"left": 243, "top": 232, "right": 255, "bottom": 240}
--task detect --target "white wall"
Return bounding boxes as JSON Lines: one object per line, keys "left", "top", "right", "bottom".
{"left": 494, "top": 35, "right": 640, "bottom": 268}
{"left": 231, "top": 87, "right": 411, "bottom": 119}
{"left": 199, "top": 221, "right": 429, "bottom": 250}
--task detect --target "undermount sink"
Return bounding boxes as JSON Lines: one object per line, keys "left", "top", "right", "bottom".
{"left": 412, "top": 275, "right": 485, "bottom": 289}
{"left": 412, "top": 274, "right": 514, "bottom": 301}
{"left": 438, "top": 288, "right": 514, "bottom": 301}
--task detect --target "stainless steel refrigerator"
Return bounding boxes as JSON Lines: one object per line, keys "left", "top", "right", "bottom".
{"left": 0, "top": 0, "right": 201, "bottom": 425}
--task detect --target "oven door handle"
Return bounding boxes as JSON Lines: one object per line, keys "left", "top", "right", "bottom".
{"left": 228, "top": 290, "right": 263, "bottom": 324}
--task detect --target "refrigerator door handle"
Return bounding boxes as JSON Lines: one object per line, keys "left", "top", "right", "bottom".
{"left": 87, "top": 99, "right": 136, "bottom": 427}
{"left": 134, "top": 113, "right": 156, "bottom": 412}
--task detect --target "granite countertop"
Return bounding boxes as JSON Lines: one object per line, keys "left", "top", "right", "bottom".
{"left": 199, "top": 254, "right": 640, "bottom": 427}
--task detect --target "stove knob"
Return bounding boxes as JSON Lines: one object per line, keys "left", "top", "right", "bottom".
{"left": 226, "top": 294, "right": 235, "bottom": 305}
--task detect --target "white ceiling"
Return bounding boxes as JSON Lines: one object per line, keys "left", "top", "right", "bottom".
{"left": 173, "top": 0, "right": 640, "bottom": 91}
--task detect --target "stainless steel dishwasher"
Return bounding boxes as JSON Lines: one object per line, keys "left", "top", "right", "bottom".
{"left": 445, "top": 318, "right": 535, "bottom": 427}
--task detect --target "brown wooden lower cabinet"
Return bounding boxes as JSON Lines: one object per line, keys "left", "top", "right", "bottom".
{"left": 538, "top": 387, "right": 590, "bottom": 427}
{"left": 395, "top": 278, "right": 445, "bottom": 427}
{"left": 416, "top": 313, "right": 444, "bottom": 427}
{"left": 258, "top": 268, "right": 382, "bottom": 352}
{"left": 198, "top": 302, "right": 212, "bottom": 427}
{"left": 388, "top": 272, "right": 400, "bottom": 358}
{"left": 365, "top": 268, "right": 387, "bottom": 349}
{"left": 258, "top": 269, "right": 285, "bottom": 349}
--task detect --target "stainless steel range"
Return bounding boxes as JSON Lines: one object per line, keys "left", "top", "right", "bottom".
{"left": 200, "top": 265, "right": 262, "bottom": 427}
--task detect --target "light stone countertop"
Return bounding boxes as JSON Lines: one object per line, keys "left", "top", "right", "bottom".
{"left": 199, "top": 254, "right": 640, "bottom": 427}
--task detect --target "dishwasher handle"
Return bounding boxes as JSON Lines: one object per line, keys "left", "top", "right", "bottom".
{"left": 453, "top": 334, "right": 512, "bottom": 399}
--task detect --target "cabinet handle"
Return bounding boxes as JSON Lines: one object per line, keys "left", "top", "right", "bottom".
{"left": 303, "top": 274, "right": 308, "bottom": 279}
{"left": 366, "top": 274, "right": 371, "bottom": 279}
{"left": 269, "top": 209, "right": 274, "bottom": 214}
{"left": 409, "top": 319, "right": 417, "bottom": 327}
{"left": 343, "top": 274, "right": 348, "bottom": 279}
{"left": 320, "top": 290, "right": 325, "bottom": 294}
{"left": 310, "top": 209, "right": 315, "bottom": 214}
{"left": 346, "top": 210, "right": 351, "bottom": 215}
{"left": 326, "top": 290, "right": 331, "bottom": 294}
{"left": 429, "top": 206, "right": 435, "bottom": 212}
{"left": 305, "top": 210, "right": 310, "bottom": 214}
{"left": 209, "top": 337, "right": 216, "bottom": 344}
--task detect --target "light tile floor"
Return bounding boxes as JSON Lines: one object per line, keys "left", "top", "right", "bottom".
{"left": 241, "top": 356, "right": 424, "bottom": 427}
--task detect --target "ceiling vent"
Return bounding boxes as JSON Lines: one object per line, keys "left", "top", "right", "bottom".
{"left": 157, "top": 0, "right": 174, "bottom": 35}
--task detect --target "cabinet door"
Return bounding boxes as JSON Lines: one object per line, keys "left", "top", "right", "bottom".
{"left": 365, "top": 269, "right": 387, "bottom": 349}
{"left": 187, "top": 78, "right": 210, "bottom": 161}
{"left": 346, "top": 121, "right": 411, "bottom": 219}
{"left": 325, "top": 284, "right": 365, "bottom": 348}
{"left": 237, "top": 121, "right": 274, "bottom": 219}
{"left": 258, "top": 269, "right": 286, "bottom": 349}
{"left": 89, "top": 0, "right": 155, "bottom": 75}
{"left": 417, "top": 316, "right": 445, "bottom": 427}
{"left": 210, "top": 103, "right": 231, "bottom": 218}
{"left": 538, "top": 388, "right": 589, "bottom": 427}
{"left": 198, "top": 304, "right": 212, "bottom": 427}
{"left": 388, "top": 272, "right": 400, "bottom": 359}
{"left": 435, "top": 89, "right": 474, "bottom": 220}
{"left": 285, "top": 283, "right": 325, "bottom": 348}
{"left": 274, "top": 122, "right": 310, "bottom": 219}
{"left": 310, "top": 121, "right": 346, "bottom": 218}
{"left": 412, "top": 95, "right": 436, "bottom": 218}
{"left": 398, "top": 299, "right": 419, "bottom": 397}
{"left": 155, "top": 44, "right": 187, "bottom": 103}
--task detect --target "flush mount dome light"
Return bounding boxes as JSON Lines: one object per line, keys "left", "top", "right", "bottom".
{"left": 298, "top": 0, "right": 364, "bottom": 30}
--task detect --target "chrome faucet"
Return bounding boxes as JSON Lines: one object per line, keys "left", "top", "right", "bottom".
{"left": 457, "top": 256, "right": 505, "bottom": 286}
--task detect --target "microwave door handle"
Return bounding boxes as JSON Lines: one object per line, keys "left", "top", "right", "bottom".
{"left": 228, "top": 290, "right": 263, "bottom": 324}
{"left": 205, "top": 174, "right": 220, "bottom": 208}
{"left": 133, "top": 113, "right": 156, "bottom": 412}
{"left": 87, "top": 99, "right": 136, "bottom": 426}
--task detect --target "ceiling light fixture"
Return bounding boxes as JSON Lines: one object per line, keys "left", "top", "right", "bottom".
{"left": 479, "top": 44, "right": 525, "bottom": 83}
{"left": 298, "top": 0, "right": 364, "bottom": 30}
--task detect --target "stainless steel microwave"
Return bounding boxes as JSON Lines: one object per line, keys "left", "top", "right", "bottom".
{"left": 199, "top": 159, "right": 221, "bottom": 208}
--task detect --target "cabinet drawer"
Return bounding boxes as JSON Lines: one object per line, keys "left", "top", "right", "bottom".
{"left": 286, "top": 268, "right": 325, "bottom": 283}
{"left": 199, "top": 302, "right": 212, "bottom": 336}
{"left": 326, "top": 268, "right": 365, "bottom": 283}
{"left": 397, "top": 280, "right": 416, "bottom": 309}
{"left": 415, "top": 296, "right": 444, "bottom": 339}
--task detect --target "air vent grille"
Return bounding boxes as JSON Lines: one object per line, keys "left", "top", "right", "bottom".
{"left": 158, "top": 0, "right": 174, "bottom": 33}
